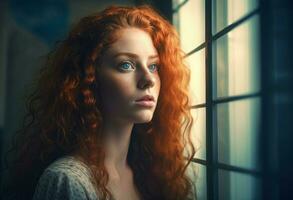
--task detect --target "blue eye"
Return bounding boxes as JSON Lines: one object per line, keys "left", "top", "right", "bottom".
{"left": 119, "top": 61, "right": 135, "bottom": 71}
{"left": 149, "top": 63, "right": 158, "bottom": 72}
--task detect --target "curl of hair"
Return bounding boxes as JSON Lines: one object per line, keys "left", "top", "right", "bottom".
{"left": 3, "top": 5, "right": 196, "bottom": 200}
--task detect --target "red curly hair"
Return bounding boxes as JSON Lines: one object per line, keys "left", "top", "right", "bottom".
{"left": 3, "top": 5, "right": 196, "bottom": 200}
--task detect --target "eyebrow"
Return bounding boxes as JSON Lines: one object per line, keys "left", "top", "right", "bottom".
{"left": 113, "top": 52, "right": 159, "bottom": 60}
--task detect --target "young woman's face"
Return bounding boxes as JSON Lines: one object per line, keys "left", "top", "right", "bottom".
{"left": 96, "top": 28, "right": 161, "bottom": 124}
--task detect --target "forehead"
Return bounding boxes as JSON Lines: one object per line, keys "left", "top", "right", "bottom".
{"left": 105, "top": 28, "right": 158, "bottom": 57}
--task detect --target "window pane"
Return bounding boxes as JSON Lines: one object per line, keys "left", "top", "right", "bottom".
{"left": 218, "top": 170, "right": 261, "bottom": 200}
{"left": 173, "top": 9, "right": 179, "bottom": 29}
{"left": 212, "top": 0, "right": 259, "bottom": 34}
{"left": 188, "top": 162, "right": 207, "bottom": 200}
{"left": 190, "top": 108, "right": 206, "bottom": 160}
{"left": 178, "top": 0, "right": 205, "bottom": 54}
{"left": 214, "top": 15, "right": 260, "bottom": 98}
{"left": 217, "top": 97, "right": 261, "bottom": 170}
{"left": 172, "top": 0, "right": 186, "bottom": 9}
{"left": 186, "top": 49, "right": 206, "bottom": 105}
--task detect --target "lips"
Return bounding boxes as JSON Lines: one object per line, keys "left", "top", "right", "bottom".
{"left": 134, "top": 95, "right": 156, "bottom": 107}
{"left": 135, "top": 95, "right": 155, "bottom": 102}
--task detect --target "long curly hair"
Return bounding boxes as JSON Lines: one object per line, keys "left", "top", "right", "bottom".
{"left": 3, "top": 5, "right": 196, "bottom": 200}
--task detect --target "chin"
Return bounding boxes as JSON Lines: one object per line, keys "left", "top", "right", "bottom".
{"left": 135, "top": 118, "right": 152, "bottom": 123}
{"left": 133, "top": 113, "right": 154, "bottom": 123}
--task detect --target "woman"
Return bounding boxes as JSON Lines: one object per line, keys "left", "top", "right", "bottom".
{"left": 3, "top": 5, "right": 197, "bottom": 200}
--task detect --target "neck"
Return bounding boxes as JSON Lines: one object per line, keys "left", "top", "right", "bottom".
{"left": 102, "top": 118, "right": 134, "bottom": 170}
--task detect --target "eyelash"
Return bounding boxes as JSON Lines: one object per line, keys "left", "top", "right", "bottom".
{"left": 118, "top": 61, "right": 159, "bottom": 72}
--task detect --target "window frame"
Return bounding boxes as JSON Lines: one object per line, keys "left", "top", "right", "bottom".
{"left": 172, "top": 0, "right": 262, "bottom": 199}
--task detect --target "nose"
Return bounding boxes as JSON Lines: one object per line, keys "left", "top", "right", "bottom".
{"left": 137, "top": 68, "right": 155, "bottom": 90}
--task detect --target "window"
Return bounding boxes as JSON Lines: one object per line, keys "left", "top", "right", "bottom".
{"left": 173, "top": 0, "right": 262, "bottom": 199}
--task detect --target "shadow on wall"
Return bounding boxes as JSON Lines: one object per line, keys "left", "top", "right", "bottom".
{"left": 9, "top": 0, "right": 69, "bottom": 46}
